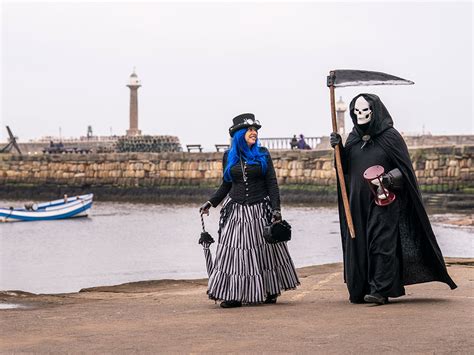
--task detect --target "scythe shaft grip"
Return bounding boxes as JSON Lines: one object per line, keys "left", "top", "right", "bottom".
{"left": 330, "top": 83, "right": 356, "bottom": 239}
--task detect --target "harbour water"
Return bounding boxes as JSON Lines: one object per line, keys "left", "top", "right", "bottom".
{"left": 0, "top": 200, "right": 472, "bottom": 294}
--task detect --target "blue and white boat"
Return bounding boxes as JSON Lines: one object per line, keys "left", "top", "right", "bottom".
{"left": 0, "top": 194, "right": 94, "bottom": 222}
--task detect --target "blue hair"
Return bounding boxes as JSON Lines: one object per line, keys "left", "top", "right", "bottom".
{"left": 223, "top": 128, "right": 268, "bottom": 182}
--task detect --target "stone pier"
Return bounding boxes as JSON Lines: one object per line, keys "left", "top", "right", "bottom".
{"left": 0, "top": 146, "right": 472, "bottom": 203}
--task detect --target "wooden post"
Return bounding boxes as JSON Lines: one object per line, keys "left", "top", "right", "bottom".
{"left": 330, "top": 83, "right": 356, "bottom": 239}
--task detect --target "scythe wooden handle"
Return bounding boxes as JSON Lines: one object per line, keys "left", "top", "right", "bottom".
{"left": 330, "top": 85, "right": 356, "bottom": 239}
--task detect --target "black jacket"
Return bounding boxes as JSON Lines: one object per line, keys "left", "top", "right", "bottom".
{"left": 208, "top": 147, "right": 281, "bottom": 211}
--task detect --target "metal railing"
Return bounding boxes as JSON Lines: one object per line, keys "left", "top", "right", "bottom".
{"left": 259, "top": 137, "right": 324, "bottom": 150}
{"left": 31, "top": 136, "right": 120, "bottom": 143}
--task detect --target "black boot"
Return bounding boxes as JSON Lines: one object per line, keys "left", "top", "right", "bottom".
{"left": 264, "top": 294, "right": 278, "bottom": 304}
{"left": 220, "top": 300, "right": 242, "bottom": 308}
{"left": 349, "top": 298, "right": 366, "bottom": 304}
{"left": 364, "top": 293, "right": 388, "bottom": 305}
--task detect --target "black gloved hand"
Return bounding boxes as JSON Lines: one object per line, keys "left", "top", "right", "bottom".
{"left": 330, "top": 132, "right": 342, "bottom": 149}
{"left": 199, "top": 201, "right": 212, "bottom": 215}
{"left": 382, "top": 168, "right": 403, "bottom": 191}
{"left": 271, "top": 210, "right": 282, "bottom": 223}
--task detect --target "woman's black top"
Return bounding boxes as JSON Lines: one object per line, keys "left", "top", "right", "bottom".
{"left": 208, "top": 147, "right": 280, "bottom": 211}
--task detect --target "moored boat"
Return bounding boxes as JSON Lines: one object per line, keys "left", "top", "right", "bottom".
{"left": 0, "top": 194, "right": 94, "bottom": 222}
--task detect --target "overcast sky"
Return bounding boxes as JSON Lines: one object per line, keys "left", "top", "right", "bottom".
{"left": 1, "top": 1, "right": 472, "bottom": 150}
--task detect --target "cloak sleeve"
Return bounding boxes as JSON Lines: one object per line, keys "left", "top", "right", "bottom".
{"left": 264, "top": 149, "right": 281, "bottom": 211}
{"left": 338, "top": 145, "right": 349, "bottom": 174}
{"left": 337, "top": 132, "right": 358, "bottom": 175}
{"left": 378, "top": 129, "right": 419, "bottom": 198}
{"left": 208, "top": 151, "right": 232, "bottom": 207}
{"left": 378, "top": 128, "right": 457, "bottom": 289}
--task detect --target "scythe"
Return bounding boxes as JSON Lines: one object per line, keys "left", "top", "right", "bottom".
{"left": 327, "top": 69, "right": 414, "bottom": 238}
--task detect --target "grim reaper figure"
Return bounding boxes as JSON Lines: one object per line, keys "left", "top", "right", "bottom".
{"left": 330, "top": 93, "right": 457, "bottom": 305}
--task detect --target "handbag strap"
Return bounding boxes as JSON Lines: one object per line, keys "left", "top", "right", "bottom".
{"left": 200, "top": 213, "right": 206, "bottom": 233}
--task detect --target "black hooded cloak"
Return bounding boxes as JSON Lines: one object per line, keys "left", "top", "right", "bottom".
{"left": 337, "top": 93, "right": 456, "bottom": 303}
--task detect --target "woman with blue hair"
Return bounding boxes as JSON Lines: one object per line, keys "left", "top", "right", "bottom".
{"left": 199, "top": 113, "right": 299, "bottom": 308}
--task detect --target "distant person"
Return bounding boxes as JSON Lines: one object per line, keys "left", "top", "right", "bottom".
{"left": 199, "top": 113, "right": 299, "bottom": 308}
{"left": 290, "top": 135, "right": 298, "bottom": 150}
{"left": 297, "top": 134, "right": 311, "bottom": 150}
{"left": 330, "top": 93, "right": 456, "bottom": 305}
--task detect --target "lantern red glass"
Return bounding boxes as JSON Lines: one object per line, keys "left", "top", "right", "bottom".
{"left": 363, "top": 165, "right": 396, "bottom": 206}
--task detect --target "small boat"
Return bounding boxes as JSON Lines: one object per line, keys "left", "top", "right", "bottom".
{"left": 0, "top": 194, "right": 94, "bottom": 222}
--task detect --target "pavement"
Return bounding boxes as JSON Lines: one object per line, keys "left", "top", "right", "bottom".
{"left": 1, "top": 259, "right": 473, "bottom": 354}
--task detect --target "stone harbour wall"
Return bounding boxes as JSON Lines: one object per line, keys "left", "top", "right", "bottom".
{"left": 0, "top": 146, "right": 473, "bottom": 192}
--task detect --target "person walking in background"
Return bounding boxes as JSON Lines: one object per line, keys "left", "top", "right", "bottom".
{"left": 290, "top": 134, "right": 298, "bottom": 150}
{"left": 199, "top": 113, "right": 299, "bottom": 308}
{"left": 297, "top": 134, "right": 311, "bottom": 150}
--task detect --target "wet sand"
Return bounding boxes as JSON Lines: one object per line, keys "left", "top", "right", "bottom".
{"left": 1, "top": 258, "right": 472, "bottom": 353}
{"left": 430, "top": 213, "right": 474, "bottom": 227}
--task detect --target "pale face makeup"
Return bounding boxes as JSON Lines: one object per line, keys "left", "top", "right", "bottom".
{"left": 354, "top": 96, "right": 373, "bottom": 125}
{"left": 245, "top": 127, "right": 258, "bottom": 147}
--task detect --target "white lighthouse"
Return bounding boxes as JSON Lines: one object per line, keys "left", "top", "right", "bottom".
{"left": 126, "top": 69, "right": 142, "bottom": 136}
{"left": 335, "top": 96, "right": 347, "bottom": 136}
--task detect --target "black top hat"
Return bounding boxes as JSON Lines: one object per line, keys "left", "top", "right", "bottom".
{"left": 229, "top": 113, "right": 262, "bottom": 137}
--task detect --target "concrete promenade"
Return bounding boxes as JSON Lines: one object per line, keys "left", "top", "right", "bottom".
{"left": 1, "top": 259, "right": 473, "bottom": 353}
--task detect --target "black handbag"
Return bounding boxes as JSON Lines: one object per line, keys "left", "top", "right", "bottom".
{"left": 263, "top": 220, "right": 292, "bottom": 244}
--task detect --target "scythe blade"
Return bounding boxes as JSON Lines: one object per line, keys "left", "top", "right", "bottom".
{"left": 327, "top": 69, "right": 414, "bottom": 88}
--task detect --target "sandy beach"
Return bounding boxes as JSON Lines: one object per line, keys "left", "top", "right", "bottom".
{"left": 1, "top": 258, "right": 472, "bottom": 353}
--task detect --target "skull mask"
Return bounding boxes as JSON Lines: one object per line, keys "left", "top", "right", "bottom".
{"left": 354, "top": 96, "right": 372, "bottom": 125}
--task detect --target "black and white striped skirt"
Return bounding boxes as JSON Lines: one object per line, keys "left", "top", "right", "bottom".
{"left": 207, "top": 197, "right": 300, "bottom": 303}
